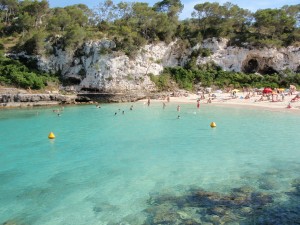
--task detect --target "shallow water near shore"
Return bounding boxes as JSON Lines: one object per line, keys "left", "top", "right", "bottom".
{"left": 0, "top": 103, "right": 300, "bottom": 224}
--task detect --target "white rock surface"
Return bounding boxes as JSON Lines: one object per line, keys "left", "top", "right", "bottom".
{"left": 37, "top": 40, "right": 181, "bottom": 92}
{"left": 198, "top": 38, "right": 300, "bottom": 73}
{"left": 35, "top": 38, "right": 300, "bottom": 92}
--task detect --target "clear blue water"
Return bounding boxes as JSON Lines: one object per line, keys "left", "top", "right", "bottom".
{"left": 0, "top": 103, "right": 300, "bottom": 224}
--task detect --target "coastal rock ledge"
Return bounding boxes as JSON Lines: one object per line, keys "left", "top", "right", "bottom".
{"left": 0, "top": 90, "right": 149, "bottom": 107}
{"left": 0, "top": 93, "right": 77, "bottom": 107}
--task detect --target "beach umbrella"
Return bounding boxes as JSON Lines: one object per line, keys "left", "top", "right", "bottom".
{"left": 278, "top": 88, "right": 285, "bottom": 92}
{"left": 263, "top": 88, "right": 272, "bottom": 94}
{"left": 231, "top": 89, "right": 240, "bottom": 93}
{"left": 215, "top": 90, "right": 223, "bottom": 93}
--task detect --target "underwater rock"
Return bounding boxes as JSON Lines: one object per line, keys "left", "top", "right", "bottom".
{"left": 232, "top": 186, "right": 255, "bottom": 194}
{"left": 240, "top": 206, "right": 252, "bottom": 214}
{"left": 182, "top": 219, "right": 202, "bottom": 225}
{"left": 93, "top": 206, "right": 102, "bottom": 213}
{"left": 2, "top": 219, "right": 23, "bottom": 225}
{"left": 263, "top": 168, "right": 279, "bottom": 176}
{"left": 144, "top": 185, "right": 278, "bottom": 225}
{"left": 250, "top": 192, "right": 274, "bottom": 206}
{"left": 258, "top": 178, "right": 278, "bottom": 190}
{"left": 203, "top": 214, "right": 221, "bottom": 224}
{"left": 2, "top": 221, "right": 17, "bottom": 225}
{"left": 120, "top": 212, "right": 147, "bottom": 225}
{"left": 206, "top": 206, "right": 227, "bottom": 216}
{"left": 291, "top": 178, "right": 300, "bottom": 194}
{"left": 93, "top": 202, "right": 119, "bottom": 213}
{"left": 152, "top": 211, "right": 179, "bottom": 224}
{"left": 189, "top": 190, "right": 223, "bottom": 207}
{"left": 177, "top": 211, "right": 190, "bottom": 220}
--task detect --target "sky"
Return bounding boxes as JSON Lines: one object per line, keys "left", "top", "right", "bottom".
{"left": 48, "top": 0, "right": 299, "bottom": 19}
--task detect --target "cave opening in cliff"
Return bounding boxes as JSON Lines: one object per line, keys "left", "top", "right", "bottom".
{"left": 64, "top": 77, "right": 81, "bottom": 85}
{"left": 81, "top": 87, "right": 102, "bottom": 92}
{"left": 243, "top": 59, "right": 259, "bottom": 73}
{"left": 259, "top": 66, "right": 278, "bottom": 75}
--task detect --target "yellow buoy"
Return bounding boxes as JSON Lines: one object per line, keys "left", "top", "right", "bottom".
{"left": 210, "top": 122, "right": 217, "bottom": 128}
{"left": 48, "top": 132, "right": 55, "bottom": 139}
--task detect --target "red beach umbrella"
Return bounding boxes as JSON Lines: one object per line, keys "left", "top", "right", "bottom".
{"left": 263, "top": 88, "right": 273, "bottom": 94}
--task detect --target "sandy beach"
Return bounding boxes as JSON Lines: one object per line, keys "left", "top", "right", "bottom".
{"left": 141, "top": 91, "right": 300, "bottom": 112}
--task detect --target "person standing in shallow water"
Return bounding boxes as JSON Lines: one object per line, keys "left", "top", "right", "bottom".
{"left": 147, "top": 97, "right": 150, "bottom": 106}
{"left": 197, "top": 100, "right": 200, "bottom": 109}
{"left": 177, "top": 105, "right": 180, "bottom": 112}
{"left": 163, "top": 102, "right": 166, "bottom": 109}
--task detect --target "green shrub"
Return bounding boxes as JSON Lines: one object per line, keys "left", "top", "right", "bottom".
{"left": 150, "top": 73, "right": 173, "bottom": 91}
{"left": 0, "top": 56, "right": 58, "bottom": 89}
{"left": 155, "top": 65, "right": 300, "bottom": 91}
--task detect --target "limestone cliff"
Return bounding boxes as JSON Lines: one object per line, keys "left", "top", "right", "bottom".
{"left": 198, "top": 38, "right": 300, "bottom": 74}
{"left": 25, "top": 38, "right": 300, "bottom": 92}
{"left": 36, "top": 40, "right": 184, "bottom": 93}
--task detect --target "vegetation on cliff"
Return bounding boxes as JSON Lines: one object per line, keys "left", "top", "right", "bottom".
{"left": 151, "top": 66, "right": 300, "bottom": 91}
{"left": 0, "top": 0, "right": 300, "bottom": 90}
{"left": 0, "top": 48, "right": 58, "bottom": 89}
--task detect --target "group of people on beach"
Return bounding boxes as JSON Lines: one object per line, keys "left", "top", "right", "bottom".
{"left": 197, "top": 85, "right": 300, "bottom": 109}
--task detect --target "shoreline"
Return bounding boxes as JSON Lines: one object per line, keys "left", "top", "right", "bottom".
{"left": 1, "top": 88, "right": 300, "bottom": 113}
{"left": 139, "top": 92, "right": 300, "bottom": 112}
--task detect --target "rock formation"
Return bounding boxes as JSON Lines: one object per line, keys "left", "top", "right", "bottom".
{"left": 12, "top": 38, "right": 300, "bottom": 94}
{"left": 36, "top": 40, "right": 184, "bottom": 93}
{"left": 198, "top": 38, "right": 300, "bottom": 74}
{"left": 0, "top": 93, "right": 78, "bottom": 107}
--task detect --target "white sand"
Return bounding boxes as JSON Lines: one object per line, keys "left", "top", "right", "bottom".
{"left": 141, "top": 92, "right": 300, "bottom": 112}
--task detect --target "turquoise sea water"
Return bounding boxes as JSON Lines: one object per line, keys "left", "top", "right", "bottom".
{"left": 0, "top": 103, "right": 300, "bottom": 224}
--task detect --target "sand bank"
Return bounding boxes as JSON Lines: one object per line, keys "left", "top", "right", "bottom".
{"left": 141, "top": 92, "right": 300, "bottom": 112}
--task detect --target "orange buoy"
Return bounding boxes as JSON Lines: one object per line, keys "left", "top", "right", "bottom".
{"left": 48, "top": 132, "right": 55, "bottom": 139}
{"left": 210, "top": 122, "right": 217, "bottom": 128}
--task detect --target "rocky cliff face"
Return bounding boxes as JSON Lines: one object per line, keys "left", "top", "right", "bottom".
{"left": 198, "top": 38, "right": 300, "bottom": 74}
{"left": 33, "top": 38, "right": 300, "bottom": 92}
{"left": 37, "top": 40, "right": 184, "bottom": 93}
